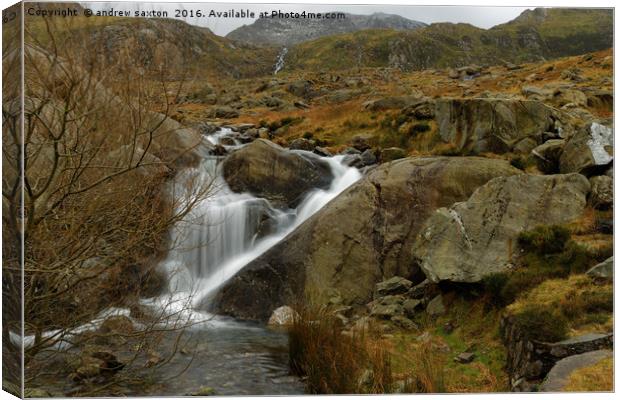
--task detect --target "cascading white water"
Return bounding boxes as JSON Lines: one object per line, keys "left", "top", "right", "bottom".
{"left": 159, "top": 128, "right": 361, "bottom": 314}
{"left": 274, "top": 47, "right": 288, "bottom": 75}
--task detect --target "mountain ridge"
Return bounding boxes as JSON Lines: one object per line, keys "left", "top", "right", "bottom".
{"left": 226, "top": 12, "right": 427, "bottom": 46}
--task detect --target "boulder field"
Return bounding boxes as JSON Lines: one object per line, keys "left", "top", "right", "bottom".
{"left": 215, "top": 156, "right": 521, "bottom": 321}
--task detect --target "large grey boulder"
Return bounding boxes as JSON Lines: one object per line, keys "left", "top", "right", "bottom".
{"left": 434, "top": 98, "right": 565, "bottom": 154}
{"left": 215, "top": 157, "right": 521, "bottom": 321}
{"left": 414, "top": 173, "right": 591, "bottom": 283}
{"left": 559, "top": 122, "right": 613, "bottom": 174}
{"left": 222, "top": 139, "right": 333, "bottom": 208}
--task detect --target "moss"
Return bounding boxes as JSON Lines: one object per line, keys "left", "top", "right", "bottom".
{"left": 517, "top": 225, "right": 571, "bottom": 255}
{"left": 507, "top": 275, "right": 613, "bottom": 336}
{"left": 512, "top": 304, "right": 569, "bottom": 342}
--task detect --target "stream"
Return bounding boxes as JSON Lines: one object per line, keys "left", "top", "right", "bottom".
{"left": 138, "top": 128, "right": 361, "bottom": 395}
{"left": 23, "top": 128, "right": 360, "bottom": 395}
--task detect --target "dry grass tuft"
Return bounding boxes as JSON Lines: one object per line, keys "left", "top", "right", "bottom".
{"left": 563, "top": 357, "right": 613, "bottom": 392}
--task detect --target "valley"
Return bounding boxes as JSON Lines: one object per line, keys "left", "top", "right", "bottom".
{"left": 2, "top": 4, "right": 614, "bottom": 397}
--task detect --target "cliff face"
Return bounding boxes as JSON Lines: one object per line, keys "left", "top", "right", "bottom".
{"left": 283, "top": 8, "right": 613, "bottom": 72}
{"left": 226, "top": 12, "right": 426, "bottom": 47}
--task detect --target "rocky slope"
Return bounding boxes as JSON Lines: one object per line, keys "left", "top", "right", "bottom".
{"left": 282, "top": 8, "right": 612, "bottom": 72}
{"left": 226, "top": 12, "right": 426, "bottom": 46}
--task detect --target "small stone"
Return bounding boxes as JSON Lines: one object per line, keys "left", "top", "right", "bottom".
{"left": 268, "top": 305, "right": 298, "bottom": 326}
{"left": 454, "top": 352, "right": 475, "bottom": 364}
{"left": 391, "top": 315, "right": 418, "bottom": 330}
{"left": 403, "top": 299, "right": 422, "bottom": 318}
{"left": 586, "top": 257, "right": 613, "bottom": 281}
{"left": 426, "top": 295, "right": 446, "bottom": 317}
{"left": 375, "top": 276, "right": 413, "bottom": 298}
{"left": 443, "top": 321, "right": 455, "bottom": 334}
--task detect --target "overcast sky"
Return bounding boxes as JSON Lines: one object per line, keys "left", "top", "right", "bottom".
{"left": 84, "top": 2, "right": 530, "bottom": 36}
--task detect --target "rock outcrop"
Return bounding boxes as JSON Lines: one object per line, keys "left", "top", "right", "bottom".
{"left": 434, "top": 98, "right": 568, "bottom": 154}
{"left": 222, "top": 139, "right": 334, "bottom": 208}
{"left": 559, "top": 122, "right": 613, "bottom": 175}
{"left": 414, "top": 173, "right": 591, "bottom": 283}
{"left": 215, "top": 156, "right": 520, "bottom": 321}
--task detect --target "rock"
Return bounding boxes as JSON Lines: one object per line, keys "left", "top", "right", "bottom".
{"left": 287, "top": 80, "right": 313, "bottom": 98}
{"left": 262, "top": 96, "right": 284, "bottom": 108}
{"left": 294, "top": 101, "right": 310, "bottom": 109}
{"left": 314, "top": 147, "right": 332, "bottom": 157}
{"left": 403, "top": 299, "right": 422, "bottom": 318}
{"left": 540, "top": 350, "right": 612, "bottom": 392}
{"left": 380, "top": 147, "right": 407, "bottom": 162}
{"left": 531, "top": 139, "right": 566, "bottom": 173}
{"left": 415, "top": 173, "right": 590, "bottom": 283}
{"left": 343, "top": 154, "right": 364, "bottom": 168}
{"left": 560, "top": 122, "right": 613, "bottom": 175}
{"left": 219, "top": 136, "right": 236, "bottom": 146}
{"left": 341, "top": 147, "right": 361, "bottom": 155}
{"left": 454, "top": 352, "right": 475, "bottom": 364}
{"left": 267, "top": 305, "right": 298, "bottom": 326}
{"left": 435, "top": 99, "right": 563, "bottom": 154}
{"left": 360, "top": 149, "right": 377, "bottom": 166}
{"left": 289, "top": 138, "right": 315, "bottom": 151}
{"left": 364, "top": 96, "right": 422, "bottom": 111}
{"left": 426, "top": 295, "right": 445, "bottom": 316}
{"left": 513, "top": 137, "right": 538, "bottom": 154}
{"left": 588, "top": 175, "right": 613, "bottom": 209}
{"left": 222, "top": 139, "right": 333, "bottom": 208}
{"left": 216, "top": 157, "right": 520, "bottom": 320}
{"left": 369, "top": 295, "right": 405, "bottom": 319}
{"left": 405, "top": 102, "right": 435, "bottom": 120}
{"left": 586, "top": 257, "right": 613, "bottom": 281}
{"left": 407, "top": 279, "right": 435, "bottom": 299}
{"left": 210, "top": 144, "right": 227, "bottom": 156}
{"left": 443, "top": 321, "right": 455, "bottom": 334}
{"left": 375, "top": 276, "right": 413, "bottom": 298}
{"left": 212, "top": 106, "right": 239, "bottom": 119}
{"left": 552, "top": 89, "right": 588, "bottom": 107}
{"left": 391, "top": 315, "right": 417, "bottom": 330}
{"left": 231, "top": 123, "right": 255, "bottom": 132}
{"left": 561, "top": 67, "right": 583, "bottom": 82}
{"left": 351, "top": 135, "right": 372, "bottom": 151}
{"left": 73, "top": 350, "right": 124, "bottom": 381}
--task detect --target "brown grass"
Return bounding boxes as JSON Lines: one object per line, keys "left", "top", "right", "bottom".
{"left": 563, "top": 357, "right": 613, "bottom": 392}
{"left": 288, "top": 304, "right": 394, "bottom": 394}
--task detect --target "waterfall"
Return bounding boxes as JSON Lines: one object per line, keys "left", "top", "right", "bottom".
{"left": 159, "top": 128, "right": 361, "bottom": 315}
{"left": 274, "top": 47, "right": 288, "bottom": 75}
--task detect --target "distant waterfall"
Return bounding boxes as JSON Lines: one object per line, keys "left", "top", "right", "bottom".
{"left": 160, "top": 128, "right": 361, "bottom": 310}
{"left": 274, "top": 47, "right": 288, "bottom": 75}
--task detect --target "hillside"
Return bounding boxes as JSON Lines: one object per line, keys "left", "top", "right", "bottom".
{"left": 226, "top": 12, "right": 426, "bottom": 46}
{"left": 26, "top": 14, "right": 278, "bottom": 80}
{"left": 282, "top": 8, "right": 612, "bottom": 72}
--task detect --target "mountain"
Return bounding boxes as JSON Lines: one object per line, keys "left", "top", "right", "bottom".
{"left": 226, "top": 12, "right": 426, "bottom": 46}
{"left": 28, "top": 16, "right": 278, "bottom": 79}
{"left": 281, "top": 8, "right": 612, "bottom": 72}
